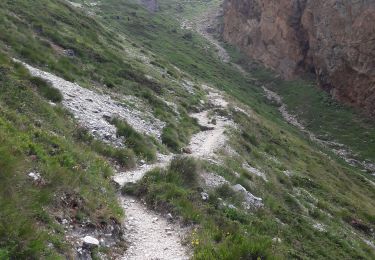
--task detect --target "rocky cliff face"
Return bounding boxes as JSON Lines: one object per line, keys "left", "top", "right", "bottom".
{"left": 223, "top": 0, "right": 375, "bottom": 115}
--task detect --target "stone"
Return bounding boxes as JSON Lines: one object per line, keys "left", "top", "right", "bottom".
{"left": 232, "top": 184, "right": 247, "bottom": 193}
{"left": 82, "top": 236, "right": 100, "bottom": 248}
{"left": 28, "top": 172, "right": 41, "bottom": 181}
{"left": 232, "top": 184, "right": 263, "bottom": 208}
{"left": 201, "top": 192, "right": 209, "bottom": 201}
{"left": 181, "top": 147, "right": 192, "bottom": 154}
{"left": 63, "top": 49, "right": 75, "bottom": 57}
{"left": 166, "top": 213, "right": 173, "bottom": 221}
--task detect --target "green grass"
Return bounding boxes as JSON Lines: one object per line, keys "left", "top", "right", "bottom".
{"left": 161, "top": 112, "right": 200, "bottom": 152}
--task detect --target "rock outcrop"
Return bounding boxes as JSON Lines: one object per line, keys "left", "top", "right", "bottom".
{"left": 223, "top": 0, "right": 375, "bottom": 115}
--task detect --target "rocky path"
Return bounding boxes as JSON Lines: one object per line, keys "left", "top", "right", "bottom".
{"left": 113, "top": 87, "right": 234, "bottom": 259}
{"left": 120, "top": 197, "right": 189, "bottom": 260}
{"left": 16, "top": 58, "right": 235, "bottom": 259}
{"left": 181, "top": 9, "right": 229, "bottom": 63}
{"left": 188, "top": 91, "right": 233, "bottom": 158}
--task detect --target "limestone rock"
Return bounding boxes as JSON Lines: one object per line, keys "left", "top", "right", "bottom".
{"left": 223, "top": 0, "right": 375, "bottom": 116}
{"left": 232, "top": 184, "right": 263, "bottom": 208}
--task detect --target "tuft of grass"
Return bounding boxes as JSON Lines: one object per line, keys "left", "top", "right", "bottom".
{"left": 111, "top": 118, "right": 156, "bottom": 162}
{"left": 30, "top": 76, "right": 63, "bottom": 103}
{"left": 169, "top": 156, "right": 200, "bottom": 187}
{"left": 74, "top": 126, "right": 136, "bottom": 169}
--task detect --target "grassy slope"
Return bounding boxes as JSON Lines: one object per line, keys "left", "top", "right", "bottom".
{"left": 268, "top": 79, "right": 375, "bottom": 161}
{"left": 0, "top": 0, "right": 374, "bottom": 259}
{"left": 86, "top": 0, "right": 375, "bottom": 259}
{"left": 0, "top": 53, "right": 122, "bottom": 258}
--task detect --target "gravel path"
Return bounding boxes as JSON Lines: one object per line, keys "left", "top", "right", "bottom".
{"left": 120, "top": 197, "right": 189, "bottom": 260}
{"left": 16, "top": 59, "right": 189, "bottom": 259}
{"left": 114, "top": 154, "right": 173, "bottom": 186}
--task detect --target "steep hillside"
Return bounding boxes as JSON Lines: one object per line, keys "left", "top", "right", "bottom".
{"left": 0, "top": 0, "right": 375, "bottom": 259}
{"left": 223, "top": 0, "right": 375, "bottom": 116}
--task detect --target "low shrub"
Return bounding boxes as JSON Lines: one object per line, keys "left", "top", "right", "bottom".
{"left": 169, "top": 156, "right": 199, "bottom": 187}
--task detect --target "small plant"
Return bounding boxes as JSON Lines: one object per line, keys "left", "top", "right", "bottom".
{"left": 91, "top": 141, "right": 136, "bottom": 169}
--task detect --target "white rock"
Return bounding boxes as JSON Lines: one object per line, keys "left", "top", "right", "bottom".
{"left": 232, "top": 184, "right": 247, "bottom": 193}
{"left": 28, "top": 172, "right": 41, "bottom": 181}
{"left": 232, "top": 184, "right": 263, "bottom": 208}
{"left": 82, "top": 236, "right": 99, "bottom": 248}
{"left": 201, "top": 192, "right": 209, "bottom": 201}
{"left": 242, "top": 163, "right": 268, "bottom": 182}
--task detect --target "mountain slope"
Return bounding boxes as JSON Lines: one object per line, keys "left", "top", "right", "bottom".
{"left": 0, "top": 0, "right": 374, "bottom": 259}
